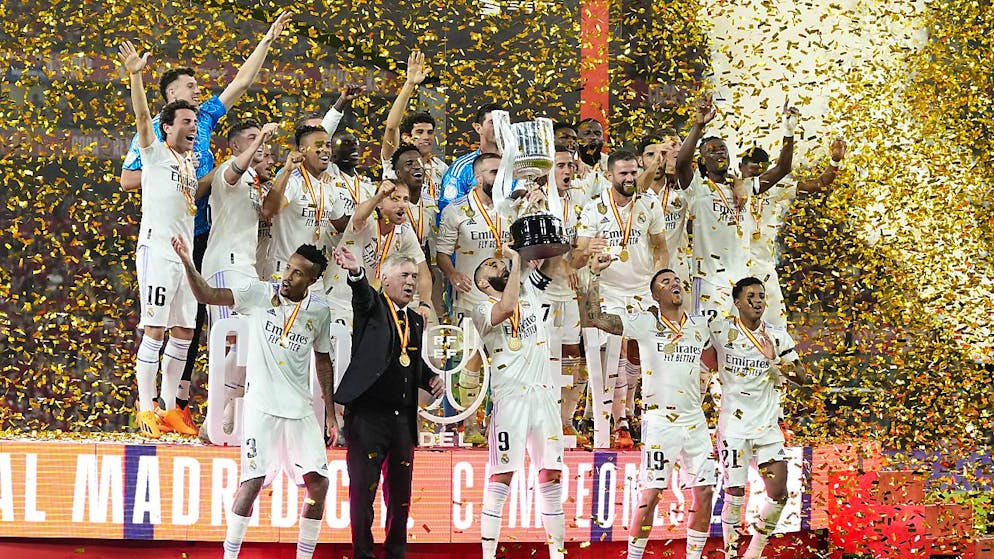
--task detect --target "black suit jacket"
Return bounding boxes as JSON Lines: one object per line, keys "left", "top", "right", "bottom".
{"left": 335, "top": 271, "right": 436, "bottom": 443}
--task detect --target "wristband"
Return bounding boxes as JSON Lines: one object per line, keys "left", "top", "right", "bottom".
{"left": 231, "top": 161, "right": 246, "bottom": 174}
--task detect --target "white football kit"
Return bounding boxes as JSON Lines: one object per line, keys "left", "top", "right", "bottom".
{"left": 748, "top": 180, "right": 797, "bottom": 328}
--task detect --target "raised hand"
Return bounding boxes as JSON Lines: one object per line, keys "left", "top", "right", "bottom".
{"left": 378, "top": 179, "right": 398, "bottom": 198}
{"left": 117, "top": 41, "right": 149, "bottom": 75}
{"left": 338, "top": 83, "right": 366, "bottom": 103}
{"left": 830, "top": 138, "right": 847, "bottom": 162}
{"left": 782, "top": 101, "right": 800, "bottom": 136}
{"left": 260, "top": 122, "right": 281, "bottom": 141}
{"left": 589, "top": 252, "right": 613, "bottom": 274}
{"left": 266, "top": 11, "right": 293, "bottom": 42}
{"left": 333, "top": 246, "right": 361, "bottom": 274}
{"left": 406, "top": 50, "right": 427, "bottom": 85}
{"left": 284, "top": 150, "right": 304, "bottom": 173}
{"left": 694, "top": 96, "right": 717, "bottom": 126}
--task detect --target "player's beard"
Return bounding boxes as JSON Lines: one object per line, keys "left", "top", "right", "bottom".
{"left": 488, "top": 273, "right": 509, "bottom": 293}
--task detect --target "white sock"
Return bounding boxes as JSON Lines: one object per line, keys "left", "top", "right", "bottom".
{"left": 539, "top": 481, "right": 565, "bottom": 559}
{"left": 176, "top": 379, "right": 191, "bottom": 403}
{"left": 722, "top": 493, "right": 745, "bottom": 558}
{"left": 624, "top": 360, "right": 640, "bottom": 416}
{"left": 627, "top": 535, "right": 648, "bottom": 559}
{"left": 224, "top": 345, "right": 246, "bottom": 398}
{"left": 742, "top": 498, "right": 785, "bottom": 559}
{"left": 296, "top": 516, "right": 322, "bottom": 559}
{"left": 560, "top": 358, "right": 586, "bottom": 425}
{"left": 611, "top": 358, "right": 629, "bottom": 424}
{"left": 686, "top": 527, "right": 709, "bottom": 559}
{"left": 222, "top": 511, "right": 251, "bottom": 559}
{"left": 481, "top": 482, "right": 510, "bottom": 559}
{"left": 135, "top": 337, "right": 163, "bottom": 412}
{"left": 159, "top": 338, "right": 191, "bottom": 411}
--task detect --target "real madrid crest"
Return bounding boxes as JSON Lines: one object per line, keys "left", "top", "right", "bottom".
{"left": 728, "top": 329, "right": 739, "bottom": 343}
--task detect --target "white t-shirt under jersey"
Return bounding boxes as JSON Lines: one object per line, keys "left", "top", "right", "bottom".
{"left": 685, "top": 171, "right": 757, "bottom": 287}
{"left": 436, "top": 191, "right": 513, "bottom": 312}
{"left": 709, "top": 317, "right": 798, "bottom": 440}
{"left": 270, "top": 168, "right": 346, "bottom": 268}
{"left": 137, "top": 141, "right": 196, "bottom": 261}
{"left": 204, "top": 159, "right": 265, "bottom": 277}
{"left": 622, "top": 311, "right": 710, "bottom": 426}
{"left": 473, "top": 269, "right": 555, "bottom": 399}
{"left": 576, "top": 189, "right": 666, "bottom": 296}
{"left": 233, "top": 281, "right": 332, "bottom": 419}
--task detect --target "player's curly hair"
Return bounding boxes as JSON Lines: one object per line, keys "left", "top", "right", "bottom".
{"left": 732, "top": 276, "right": 765, "bottom": 300}
{"left": 294, "top": 244, "right": 329, "bottom": 278}
{"left": 159, "top": 100, "right": 199, "bottom": 138}
{"left": 390, "top": 143, "right": 422, "bottom": 171}
{"left": 400, "top": 112, "right": 435, "bottom": 136}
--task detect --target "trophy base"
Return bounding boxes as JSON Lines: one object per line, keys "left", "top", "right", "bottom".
{"left": 510, "top": 213, "right": 570, "bottom": 261}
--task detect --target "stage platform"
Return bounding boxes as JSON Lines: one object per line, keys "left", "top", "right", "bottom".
{"left": 0, "top": 438, "right": 885, "bottom": 557}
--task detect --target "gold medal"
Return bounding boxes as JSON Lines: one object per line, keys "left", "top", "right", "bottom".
{"left": 187, "top": 204, "right": 197, "bottom": 216}
{"left": 495, "top": 246, "right": 504, "bottom": 259}
{"left": 663, "top": 343, "right": 675, "bottom": 354}
{"left": 619, "top": 248, "right": 629, "bottom": 262}
{"left": 752, "top": 230, "right": 761, "bottom": 240}
{"left": 313, "top": 229, "right": 321, "bottom": 241}
{"left": 508, "top": 337, "right": 522, "bottom": 351}
{"left": 399, "top": 353, "right": 411, "bottom": 367}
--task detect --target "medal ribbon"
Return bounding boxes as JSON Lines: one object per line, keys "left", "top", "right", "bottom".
{"left": 707, "top": 177, "right": 740, "bottom": 230}
{"left": 301, "top": 171, "right": 325, "bottom": 237}
{"left": 489, "top": 297, "right": 521, "bottom": 340}
{"left": 344, "top": 173, "right": 362, "bottom": 205}
{"left": 736, "top": 318, "right": 776, "bottom": 360}
{"left": 750, "top": 197, "right": 765, "bottom": 229}
{"left": 472, "top": 189, "right": 502, "bottom": 254}
{"left": 405, "top": 203, "right": 425, "bottom": 243}
{"left": 374, "top": 222, "right": 397, "bottom": 281}
{"left": 608, "top": 191, "right": 636, "bottom": 250}
{"left": 425, "top": 158, "right": 437, "bottom": 200}
{"left": 386, "top": 297, "right": 410, "bottom": 355}
{"left": 658, "top": 311, "right": 687, "bottom": 343}
{"left": 168, "top": 146, "right": 197, "bottom": 214}
{"left": 280, "top": 295, "right": 305, "bottom": 343}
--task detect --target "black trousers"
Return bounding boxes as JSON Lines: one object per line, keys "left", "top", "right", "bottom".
{"left": 345, "top": 408, "right": 415, "bottom": 559}
{"left": 179, "top": 231, "right": 209, "bottom": 405}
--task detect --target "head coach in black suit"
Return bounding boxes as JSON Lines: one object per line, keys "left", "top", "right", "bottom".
{"left": 332, "top": 246, "right": 444, "bottom": 559}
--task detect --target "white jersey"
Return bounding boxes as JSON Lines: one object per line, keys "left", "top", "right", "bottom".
{"left": 577, "top": 189, "right": 666, "bottom": 296}
{"left": 436, "top": 191, "right": 512, "bottom": 311}
{"left": 269, "top": 169, "right": 346, "bottom": 268}
{"left": 545, "top": 188, "right": 589, "bottom": 302}
{"left": 573, "top": 154, "right": 609, "bottom": 200}
{"left": 709, "top": 317, "right": 798, "bottom": 439}
{"left": 137, "top": 141, "right": 196, "bottom": 261}
{"left": 656, "top": 186, "right": 691, "bottom": 282}
{"left": 256, "top": 217, "right": 273, "bottom": 280}
{"left": 405, "top": 194, "right": 439, "bottom": 258}
{"left": 473, "top": 270, "right": 555, "bottom": 398}
{"left": 329, "top": 166, "right": 377, "bottom": 217}
{"left": 337, "top": 217, "right": 426, "bottom": 287}
{"left": 749, "top": 179, "right": 797, "bottom": 271}
{"left": 622, "top": 311, "right": 710, "bottom": 426}
{"left": 232, "top": 281, "right": 332, "bottom": 419}
{"left": 204, "top": 159, "right": 265, "bottom": 277}
{"left": 382, "top": 154, "right": 448, "bottom": 202}
{"left": 685, "top": 171, "right": 757, "bottom": 287}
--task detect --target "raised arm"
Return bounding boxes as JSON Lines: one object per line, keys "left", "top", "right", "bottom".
{"left": 797, "top": 139, "right": 846, "bottom": 194}
{"left": 223, "top": 122, "right": 280, "bottom": 186}
{"left": 570, "top": 234, "right": 607, "bottom": 270}
{"left": 755, "top": 103, "right": 799, "bottom": 194}
{"left": 649, "top": 231, "right": 669, "bottom": 271}
{"left": 676, "top": 97, "right": 716, "bottom": 189}
{"left": 261, "top": 150, "right": 301, "bottom": 219}
{"left": 218, "top": 11, "right": 292, "bottom": 110}
{"left": 382, "top": 50, "right": 426, "bottom": 162}
{"left": 351, "top": 180, "right": 395, "bottom": 232}
{"left": 117, "top": 42, "right": 155, "bottom": 149}
{"left": 335, "top": 246, "right": 377, "bottom": 315}
{"left": 172, "top": 235, "right": 235, "bottom": 306}
{"left": 576, "top": 258, "right": 624, "bottom": 335}
{"left": 489, "top": 246, "right": 523, "bottom": 326}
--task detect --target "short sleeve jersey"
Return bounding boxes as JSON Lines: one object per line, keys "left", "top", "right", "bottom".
{"left": 576, "top": 189, "right": 666, "bottom": 295}
{"left": 622, "top": 311, "right": 711, "bottom": 426}
{"left": 203, "top": 159, "right": 266, "bottom": 276}
{"left": 137, "top": 141, "right": 197, "bottom": 261}
{"left": 685, "top": 171, "right": 757, "bottom": 286}
{"left": 473, "top": 270, "right": 555, "bottom": 398}
{"left": 232, "top": 281, "right": 332, "bottom": 419}
{"left": 708, "top": 317, "right": 799, "bottom": 439}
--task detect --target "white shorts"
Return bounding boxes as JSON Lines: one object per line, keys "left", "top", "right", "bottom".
{"left": 136, "top": 244, "right": 197, "bottom": 329}
{"left": 205, "top": 268, "right": 257, "bottom": 327}
{"left": 692, "top": 278, "right": 736, "bottom": 323}
{"left": 548, "top": 299, "right": 581, "bottom": 346}
{"left": 640, "top": 414, "right": 717, "bottom": 490}
{"left": 240, "top": 402, "right": 329, "bottom": 486}
{"left": 489, "top": 387, "right": 564, "bottom": 474}
{"left": 718, "top": 429, "right": 786, "bottom": 488}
